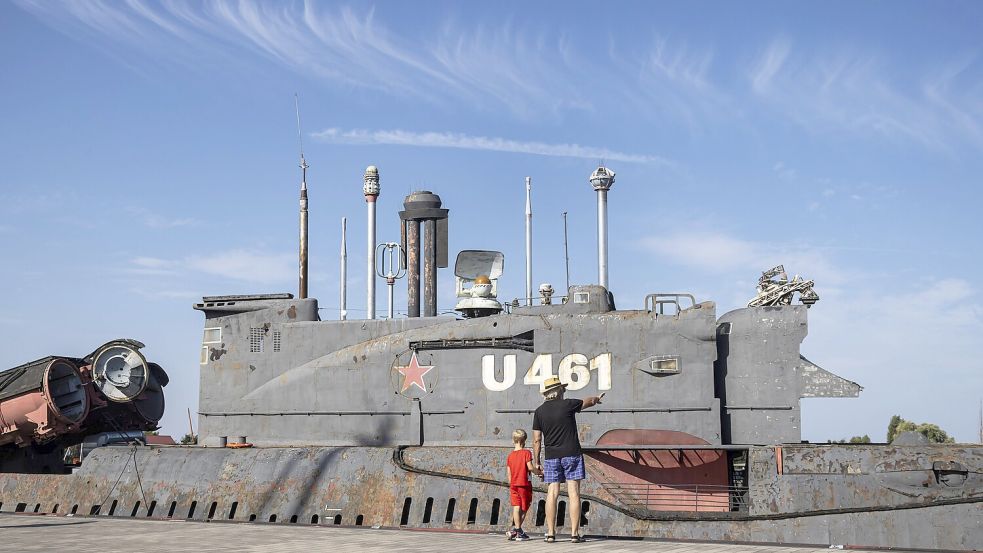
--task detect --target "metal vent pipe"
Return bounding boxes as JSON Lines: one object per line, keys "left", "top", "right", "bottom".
{"left": 589, "top": 166, "right": 615, "bottom": 290}
{"left": 363, "top": 166, "right": 380, "bottom": 319}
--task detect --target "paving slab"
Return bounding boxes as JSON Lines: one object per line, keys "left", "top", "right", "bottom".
{"left": 0, "top": 513, "right": 896, "bottom": 553}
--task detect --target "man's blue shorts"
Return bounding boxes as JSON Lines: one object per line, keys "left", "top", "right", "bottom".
{"left": 543, "top": 454, "right": 585, "bottom": 483}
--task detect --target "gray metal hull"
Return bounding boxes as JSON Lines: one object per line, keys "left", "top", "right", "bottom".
{"left": 0, "top": 444, "right": 979, "bottom": 550}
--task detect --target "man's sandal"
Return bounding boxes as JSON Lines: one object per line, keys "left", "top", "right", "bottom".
{"left": 544, "top": 535, "right": 556, "bottom": 543}
{"left": 571, "top": 535, "right": 585, "bottom": 543}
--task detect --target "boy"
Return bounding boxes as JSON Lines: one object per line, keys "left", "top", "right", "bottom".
{"left": 506, "top": 428, "right": 541, "bottom": 541}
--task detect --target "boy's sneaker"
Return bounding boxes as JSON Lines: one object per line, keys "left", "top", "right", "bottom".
{"left": 506, "top": 529, "right": 517, "bottom": 541}
{"left": 515, "top": 529, "right": 531, "bottom": 541}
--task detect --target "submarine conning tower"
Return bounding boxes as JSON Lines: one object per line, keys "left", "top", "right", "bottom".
{"left": 399, "top": 191, "right": 448, "bottom": 317}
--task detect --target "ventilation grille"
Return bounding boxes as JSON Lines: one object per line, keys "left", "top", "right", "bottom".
{"left": 273, "top": 331, "right": 281, "bottom": 353}
{"left": 249, "top": 328, "right": 265, "bottom": 353}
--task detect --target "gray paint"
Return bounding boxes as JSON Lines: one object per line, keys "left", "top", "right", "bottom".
{"left": 2, "top": 276, "right": 980, "bottom": 548}
{"left": 0, "top": 444, "right": 978, "bottom": 549}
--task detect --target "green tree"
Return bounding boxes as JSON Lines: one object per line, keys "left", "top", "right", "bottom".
{"left": 828, "top": 435, "right": 871, "bottom": 444}
{"left": 887, "top": 415, "right": 904, "bottom": 442}
{"left": 914, "top": 423, "right": 954, "bottom": 443}
{"left": 180, "top": 433, "right": 197, "bottom": 445}
{"left": 887, "top": 416, "right": 955, "bottom": 443}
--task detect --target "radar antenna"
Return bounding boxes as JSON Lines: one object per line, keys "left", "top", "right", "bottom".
{"left": 296, "top": 94, "right": 310, "bottom": 300}
{"left": 746, "top": 265, "right": 819, "bottom": 307}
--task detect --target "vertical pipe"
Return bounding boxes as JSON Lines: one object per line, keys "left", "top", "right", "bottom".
{"left": 423, "top": 218, "right": 437, "bottom": 317}
{"left": 340, "top": 217, "right": 347, "bottom": 320}
{"left": 298, "top": 159, "right": 309, "bottom": 300}
{"left": 387, "top": 279, "right": 395, "bottom": 319}
{"left": 525, "top": 176, "right": 532, "bottom": 306}
{"left": 363, "top": 166, "right": 380, "bottom": 320}
{"left": 598, "top": 189, "right": 608, "bottom": 289}
{"left": 406, "top": 220, "right": 421, "bottom": 317}
{"left": 366, "top": 198, "right": 376, "bottom": 319}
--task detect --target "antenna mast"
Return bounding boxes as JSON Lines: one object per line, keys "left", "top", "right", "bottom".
{"left": 340, "top": 217, "right": 348, "bottom": 320}
{"left": 296, "top": 94, "right": 309, "bottom": 300}
{"left": 563, "top": 211, "right": 570, "bottom": 293}
{"left": 525, "top": 176, "right": 533, "bottom": 306}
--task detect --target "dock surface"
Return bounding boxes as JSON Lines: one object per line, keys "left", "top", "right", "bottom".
{"left": 0, "top": 514, "right": 893, "bottom": 552}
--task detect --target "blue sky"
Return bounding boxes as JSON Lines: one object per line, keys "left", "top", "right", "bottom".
{"left": 1, "top": 1, "right": 981, "bottom": 442}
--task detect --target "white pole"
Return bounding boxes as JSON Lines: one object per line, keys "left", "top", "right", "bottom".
{"left": 363, "top": 166, "right": 380, "bottom": 320}
{"left": 340, "top": 217, "right": 347, "bottom": 320}
{"left": 387, "top": 280, "right": 395, "bottom": 319}
{"left": 367, "top": 200, "right": 376, "bottom": 319}
{"left": 525, "top": 176, "right": 532, "bottom": 306}
{"left": 598, "top": 189, "right": 608, "bottom": 289}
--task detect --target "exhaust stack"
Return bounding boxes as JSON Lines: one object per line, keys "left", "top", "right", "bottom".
{"left": 363, "top": 166, "right": 380, "bottom": 319}
{"left": 589, "top": 166, "right": 615, "bottom": 290}
{"left": 400, "top": 191, "right": 449, "bottom": 317}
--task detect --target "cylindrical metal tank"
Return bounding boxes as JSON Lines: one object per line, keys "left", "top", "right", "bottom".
{"left": 0, "top": 357, "right": 88, "bottom": 447}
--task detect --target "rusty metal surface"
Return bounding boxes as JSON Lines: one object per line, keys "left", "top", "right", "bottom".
{"left": 405, "top": 220, "right": 421, "bottom": 318}
{"left": 752, "top": 444, "right": 983, "bottom": 514}
{"left": 424, "top": 218, "right": 436, "bottom": 317}
{"left": 0, "top": 445, "right": 980, "bottom": 549}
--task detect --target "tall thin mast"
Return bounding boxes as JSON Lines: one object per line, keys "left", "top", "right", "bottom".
{"left": 563, "top": 211, "right": 570, "bottom": 293}
{"left": 525, "top": 176, "right": 533, "bottom": 306}
{"left": 340, "top": 217, "right": 348, "bottom": 320}
{"left": 296, "top": 95, "right": 309, "bottom": 300}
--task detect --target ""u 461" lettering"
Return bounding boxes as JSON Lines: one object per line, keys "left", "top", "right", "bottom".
{"left": 481, "top": 353, "right": 612, "bottom": 392}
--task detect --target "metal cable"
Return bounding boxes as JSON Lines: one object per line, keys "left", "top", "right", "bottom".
{"left": 392, "top": 446, "right": 983, "bottom": 522}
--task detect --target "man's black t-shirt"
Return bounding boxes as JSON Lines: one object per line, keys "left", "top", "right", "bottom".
{"left": 532, "top": 398, "right": 584, "bottom": 460}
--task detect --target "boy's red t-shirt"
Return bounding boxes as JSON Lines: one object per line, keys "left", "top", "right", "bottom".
{"left": 507, "top": 448, "right": 533, "bottom": 487}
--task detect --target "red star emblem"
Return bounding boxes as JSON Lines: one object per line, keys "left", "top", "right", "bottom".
{"left": 397, "top": 352, "right": 434, "bottom": 393}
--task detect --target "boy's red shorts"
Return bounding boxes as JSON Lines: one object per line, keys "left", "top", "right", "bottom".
{"left": 510, "top": 485, "right": 532, "bottom": 510}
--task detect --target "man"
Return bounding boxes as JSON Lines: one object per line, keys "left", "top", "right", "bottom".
{"left": 532, "top": 375, "right": 603, "bottom": 543}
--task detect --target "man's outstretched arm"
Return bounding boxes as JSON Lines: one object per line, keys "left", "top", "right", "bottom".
{"left": 580, "top": 393, "right": 604, "bottom": 410}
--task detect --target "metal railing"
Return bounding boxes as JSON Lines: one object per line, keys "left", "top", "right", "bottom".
{"left": 598, "top": 482, "right": 747, "bottom": 512}
{"left": 584, "top": 444, "right": 750, "bottom": 513}
{"left": 644, "top": 293, "right": 697, "bottom": 315}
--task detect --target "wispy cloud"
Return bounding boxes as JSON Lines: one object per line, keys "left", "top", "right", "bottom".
{"left": 312, "top": 127, "right": 670, "bottom": 165}
{"left": 127, "top": 249, "right": 294, "bottom": 284}
{"left": 127, "top": 207, "right": 197, "bottom": 229}
{"left": 637, "top": 231, "right": 846, "bottom": 286}
{"left": 750, "top": 39, "right": 790, "bottom": 94}
{"left": 185, "top": 249, "right": 294, "bottom": 283}
{"left": 13, "top": 1, "right": 582, "bottom": 118}
{"left": 612, "top": 37, "right": 733, "bottom": 131}
{"left": 14, "top": 2, "right": 983, "bottom": 151}
{"left": 746, "top": 40, "right": 983, "bottom": 151}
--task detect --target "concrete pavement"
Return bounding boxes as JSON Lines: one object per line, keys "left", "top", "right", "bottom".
{"left": 0, "top": 513, "right": 890, "bottom": 553}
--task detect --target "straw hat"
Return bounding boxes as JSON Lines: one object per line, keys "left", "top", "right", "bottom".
{"left": 540, "top": 376, "right": 567, "bottom": 395}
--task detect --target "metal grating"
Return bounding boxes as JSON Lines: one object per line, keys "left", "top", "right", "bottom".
{"left": 272, "top": 330, "right": 281, "bottom": 353}
{"left": 249, "top": 328, "right": 264, "bottom": 353}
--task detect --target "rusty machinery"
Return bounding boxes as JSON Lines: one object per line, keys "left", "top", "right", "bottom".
{"left": 0, "top": 339, "right": 168, "bottom": 453}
